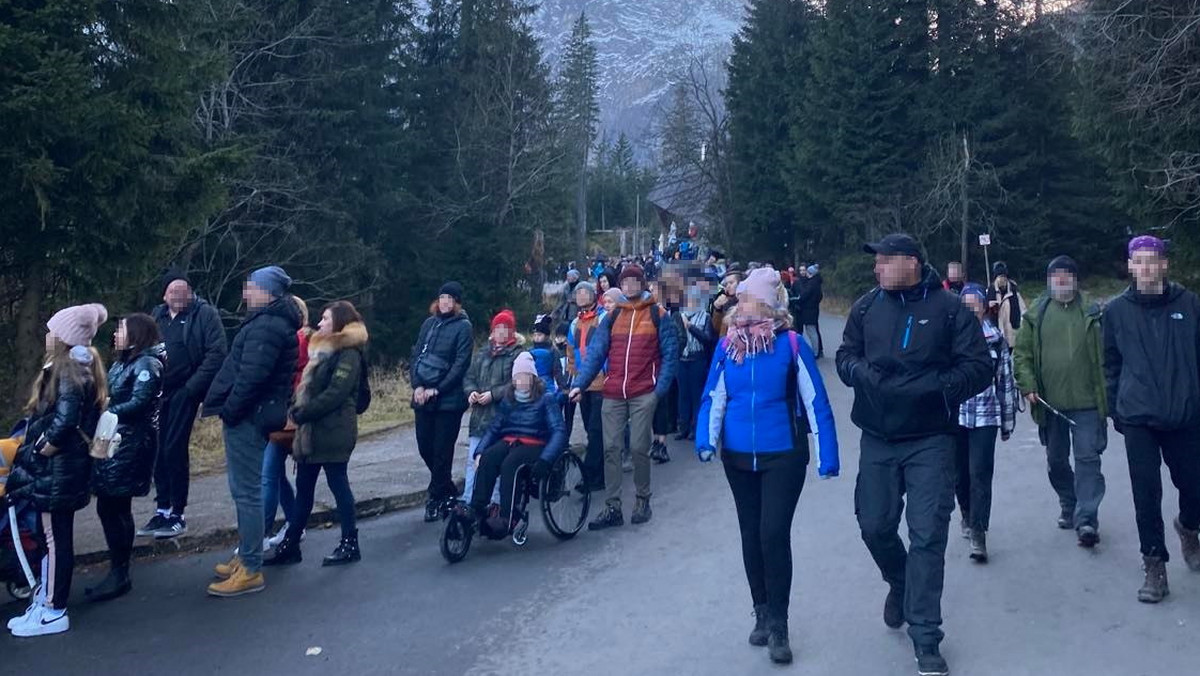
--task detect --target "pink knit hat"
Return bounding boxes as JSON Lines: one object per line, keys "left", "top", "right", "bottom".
{"left": 512, "top": 352, "right": 538, "bottom": 380}
{"left": 46, "top": 303, "right": 109, "bottom": 347}
{"left": 737, "top": 268, "right": 785, "bottom": 311}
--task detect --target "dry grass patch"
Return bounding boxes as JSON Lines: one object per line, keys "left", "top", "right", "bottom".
{"left": 189, "top": 367, "right": 415, "bottom": 477}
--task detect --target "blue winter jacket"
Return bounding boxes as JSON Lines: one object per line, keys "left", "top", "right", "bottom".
{"left": 696, "top": 331, "right": 839, "bottom": 477}
{"left": 474, "top": 392, "right": 567, "bottom": 464}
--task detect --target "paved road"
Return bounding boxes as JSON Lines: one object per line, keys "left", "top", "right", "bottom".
{"left": 5, "top": 316, "right": 1200, "bottom": 675}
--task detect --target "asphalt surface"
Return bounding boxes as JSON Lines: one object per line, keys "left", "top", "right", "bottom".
{"left": 5, "top": 316, "right": 1200, "bottom": 676}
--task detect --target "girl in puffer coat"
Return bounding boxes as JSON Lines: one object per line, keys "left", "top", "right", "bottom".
{"left": 87, "top": 313, "right": 165, "bottom": 603}
{"left": 6, "top": 304, "right": 108, "bottom": 637}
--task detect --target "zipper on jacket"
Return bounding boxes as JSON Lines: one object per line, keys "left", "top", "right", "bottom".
{"left": 901, "top": 315, "right": 914, "bottom": 350}
{"left": 751, "top": 356, "right": 758, "bottom": 471}
{"left": 622, "top": 307, "right": 636, "bottom": 399}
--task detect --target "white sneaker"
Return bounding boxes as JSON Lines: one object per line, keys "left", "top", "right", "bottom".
{"left": 12, "top": 607, "right": 69, "bottom": 637}
{"left": 267, "top": 526, "right": 288, "bottom": 549}
{"left": 7, "top": 603, "right": 41, "bottom": 631}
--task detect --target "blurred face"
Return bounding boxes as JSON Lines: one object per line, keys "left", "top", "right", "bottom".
{"left": 575, "top": 287, "right": 595, "bottom": 308}
{"left": 164, "top": 280, "right": 193, "bottom": 314}
{"left": 947, "top": 263, "right": 963, "bottom": 283}
{"left": 876, "top": 254, "right": 921, "bottom": 291}
{"left": 1048, "top": 270, "right": 1077, "bottom": 301}
{"left": 738, "top": 297, "right": 771, "bottom": 321}
{"left": 1129, "top": 250, "right": 1168, "bottom": 292}
{"left": 722, "top": 275, "right": 740, "bottom": 296}
{"left": 114, "top": 319, "right": 129, "bottom": 351}
{"left": 44, "top": 332, "right": 57, "bottom": 355}
{"left": 243, "top": 281, "right": 272, "bottom": 310}
{"left": 994, "top": 274, "right": 1009, "bottom": 290}
{"left": 512, "top": 372, "right": 534, "bottom": 393}
{"left": 491, "top": 324, "right": 512, "bottom": 345}
{"left": 533, "top": 331, "right": 547, "bottom": 343}
{"left": 437, "top": 294, "right": 457, "bottom": 314}
{"left": 318, "top": 309, "right": 334, "bottom": 336}
{"left": 962, "top": 294, "right": 986, "bottom": 320}
{"left": 620, "top": 276, "right": 642, "bottom": 298}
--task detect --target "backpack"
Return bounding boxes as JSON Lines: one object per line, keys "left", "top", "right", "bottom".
{"left": 338, "top": 348, "right": 372, "bottom": 415}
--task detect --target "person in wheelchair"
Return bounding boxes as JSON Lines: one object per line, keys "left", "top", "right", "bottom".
{"left": 467, "top": 352, "right": 566, "bottom": 537}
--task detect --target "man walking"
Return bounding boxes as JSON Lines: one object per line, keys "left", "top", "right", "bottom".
{"left": 797, "top": 264, "right": 824, "bottom": 357}
{"left": 837, "top": 234, "right": 992, "bottom": 676}
{"left": 202, "top": 266, "right": 301, "bottom": 597}
{"left": 569, "top": 264, "right": 678, "bottom": 529}
{"left": 1013, "top": 256, "right": 1108, "bottom": 547}
{"left": 139, "top": 271, "right": 227, "bottom": 539}
{"left": 1103, "top": 235, "right": 1200, "bottom": 603}
{"left": 567, "top": 281, "right": 607, "bottom": 491}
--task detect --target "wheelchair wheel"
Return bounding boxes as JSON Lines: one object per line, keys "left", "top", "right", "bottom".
{"left": 541, "top": 451, "right": 590, "bottom": 540}
{"left": 440, "top": 512, "right": 473, "bottom": 564}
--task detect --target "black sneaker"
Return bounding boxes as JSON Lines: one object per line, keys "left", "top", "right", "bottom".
{"left": 1057, "top": 507, "right": 1075, "bottom": 530}
{"left": 631, "top": 498, "right": 652, "bottom": 525}
{"left": 650, "top": 440, "right": 671, "bottom": 464}
{"left": 884, "top": 585, "right": 905, "bottom": 628}
{"left": 915, "top": 645, "right": 949, "bottom": 676}
{"left": 424, "top": 500, "right": 440, "bottom": 523}
{"left": 1077, "top": 525, "right": 1100, "bottom": 548}
{"left": 137, "top": 513, "right": 169, "bottom": 538}
{"left": 155, "top": 515, "right": 187, "bottom": 539}
{"left": 588, "top": 505, "right": 624, "bottom": 531}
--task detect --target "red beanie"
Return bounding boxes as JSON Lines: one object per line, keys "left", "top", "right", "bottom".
{"left": 491, "top": 309, "right": 516, "bottom": 332}
{"left": 618, "top": 264, "right": 645, "bottom": 284}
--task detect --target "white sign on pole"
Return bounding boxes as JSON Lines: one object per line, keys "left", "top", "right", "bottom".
{"left": 978, "top": 234, "right": 991, "bottom": 246}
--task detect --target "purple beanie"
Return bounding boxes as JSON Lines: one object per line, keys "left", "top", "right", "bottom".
{"left": 47, "top": 303, "right": 109, "bottom": 347}
{"left": 1129, "top": 235, "right": 1166, "bottom": 258}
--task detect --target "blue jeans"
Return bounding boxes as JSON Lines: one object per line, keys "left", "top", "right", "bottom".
{"left": 223, "top": 420, "right": 267, "bottom": 572}
{"left": 262, "top": 441, "right": 296, "bottom": 532}
{"left": 464, "top": 437, "right": 501, "bottom": 505}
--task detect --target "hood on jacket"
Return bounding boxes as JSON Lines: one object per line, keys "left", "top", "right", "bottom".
{"left": 1123, "top": 281, "right": 1186, "bottom": 308}
{"left": 307, "top": 321, "right": 369, "bottom": 360}
{"left": 618, "top": 291, "right": 655, "bottom": 309}
{"left": 246, "top": 295, "right": 303, "bottom": 331}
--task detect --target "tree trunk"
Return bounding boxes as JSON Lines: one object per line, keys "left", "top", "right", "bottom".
{"left": 13, "top": 266, "right": 47, "bottom": 404}
{"left": 960, "top": 133, "right": 970, "bottom": 269}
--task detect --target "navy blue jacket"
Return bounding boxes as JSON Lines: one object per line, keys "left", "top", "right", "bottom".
{"left": 474, "top": 393, "right": 567, "bottom": 464}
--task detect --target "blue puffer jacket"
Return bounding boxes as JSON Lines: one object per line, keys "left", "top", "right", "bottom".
{"left": 697, "top": 331, "right": 839, "bottom": 476}
{"left": 474, "top": 392, "right": 567, "bottom": 464}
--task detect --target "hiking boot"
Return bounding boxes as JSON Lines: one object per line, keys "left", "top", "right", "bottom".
{"left": 650, "top": 440, "right": 671, "bottom": 464}
{"left": 1138, "top": 556, "right": 1169, "bottom": 603}
{"left": 748, "top": 604, "right": 769, "bottom": 647}
{"left": 915, "top": 644, "right": 949, "bottom": 676}
{"left": 322, "top": 530, "right": 361, "bottom": 566}
{"left": 767, "top": 618, "right": 793, "bottom": 665}
{"left": 969, "top": 530, "right": 988, "bottom": 563}
{"left": 1077, "top": 525, "right": 1100, "bottom": 548}
{"left": 631, "top": 498, "right": 653, "bottom": 525}
{"left": 424, "top": 500, "right": 440, "bottom": 523}
{"left": 214, "top": 555, "right": 241, "bottom": 580}
{"left": 137, "top": 513, "right": 170, "bottom": 538}
{"left": 588, "top": 504, "right": 624, "bottom": 531}
{"left": 207, "top": 566, "right": 265, "bottom": 598}
{"left": 884, "top": 585, "right": 905, "bottom": 629}
{"left": 960, "top": 513, "right": 971, "bottom": 539}
{"left": 263, "top": 535, "right": 302, "bottom": 566}
{"left": 155, "top": 514, "right": 187, "bottom": 539}
{"left": 1057, "top": 507, "right": 1075, "bottom": 530}
{"left": 11, "top": 606, "right": 69, "bottom": 638}
{"left": 84, "top": 566, "right": 132, "bottom": 603}
{"left": 1173, "top": 517, "right": 1200, "bottom": 572}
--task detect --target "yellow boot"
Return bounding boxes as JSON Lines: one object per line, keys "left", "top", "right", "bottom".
{"left": 207, "top": 565, "right": 265, "bottom": 598}
{"left": 214, "top": 555, "right": 241, "bottom": 580}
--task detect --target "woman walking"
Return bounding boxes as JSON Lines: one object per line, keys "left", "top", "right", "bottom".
{"left": 87, "top": 314, "right": 165, "bottom": 602}
{"left": 267, "top": 301, "right": 368, "bottom": 566}
{"left": 696, "top": 269, "right": 839, "bottom": 665}
{"left": 411, "top": 282, "right": 473, "bottom": 522}
{"left": 955, "top": 283, "right": 1019, "bottom": 563}
{"left": 6, "top": 304, "right": 108, "bottom": 637}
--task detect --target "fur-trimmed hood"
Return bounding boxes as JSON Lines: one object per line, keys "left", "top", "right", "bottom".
{"left": 295, "top": 322, "right": 369, "bottom": 406}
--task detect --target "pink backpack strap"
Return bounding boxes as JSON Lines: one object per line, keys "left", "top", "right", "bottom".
{"left": 788, "top": 331, "right": 800, "bottom": 360}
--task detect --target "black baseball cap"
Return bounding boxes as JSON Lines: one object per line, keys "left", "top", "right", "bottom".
{"left": 863, "top": 234, "right": 924, "bottom": 263}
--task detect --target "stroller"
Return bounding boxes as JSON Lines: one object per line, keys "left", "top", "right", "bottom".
{"left": 1, "top": 422, "right": 43, "bottom": 601}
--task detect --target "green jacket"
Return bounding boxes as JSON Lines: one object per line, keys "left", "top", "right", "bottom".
{"left": 291, "top": 322, "right": 368, "bottom": 465}
{"left": 463, "top": 335, "right": 525, "bottom": 438}
{"left": 1012, "top": 294, "right": 1107, "bottom": 426}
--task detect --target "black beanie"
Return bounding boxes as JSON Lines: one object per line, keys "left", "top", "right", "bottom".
{"left": 992, "top": 261, "right": 1009, "bottom": 278}
{"left": 1046, "top": 255, "right": 1078, "bottom": 276}
{"left": 438, "top": 281, "right": 464, "bottom": 303}
{"left": 161, "top": 267, "right": 191, "bottom": 295}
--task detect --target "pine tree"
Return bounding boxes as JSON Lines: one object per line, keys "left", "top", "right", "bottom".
{"left": 557, "top": 12, "right": 601, "bottom": 256}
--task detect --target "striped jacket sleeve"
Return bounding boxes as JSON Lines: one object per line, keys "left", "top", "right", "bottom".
{"left": 794, "top": 332, "right": 840, "bottom": 477}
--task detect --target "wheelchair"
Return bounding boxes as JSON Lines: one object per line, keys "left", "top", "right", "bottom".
{"left": 440, "top": 450, "right": 590, "bottom": 563}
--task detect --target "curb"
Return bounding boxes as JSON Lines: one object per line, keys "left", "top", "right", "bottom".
{"left": 75, "top": 478, "right": 463, "bottom": 568}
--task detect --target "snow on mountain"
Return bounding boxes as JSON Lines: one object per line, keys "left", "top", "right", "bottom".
{"left": 533, "top": 0, "right": 746, "bottom": 141}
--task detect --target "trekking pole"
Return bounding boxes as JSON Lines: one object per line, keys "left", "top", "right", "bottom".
{"left": 1035, "top": 395, "right": 1077, "bottom": 427}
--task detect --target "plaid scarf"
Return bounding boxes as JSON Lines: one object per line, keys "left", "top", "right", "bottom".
{"left": 725, "top": 316, "right": 780, "bottom": 365}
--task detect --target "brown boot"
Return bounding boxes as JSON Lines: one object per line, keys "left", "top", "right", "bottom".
{"left": 1174, "top": 518, "right": 1200, "bottom": 572}
{"left": 213, "top": 555, "right": 241, "bottom": 580}
{"left": 207, "top": 565, "right": 265, "bottom": 598}
{"left": 1137, "top": 556, "right": 1169, "bottom": 603}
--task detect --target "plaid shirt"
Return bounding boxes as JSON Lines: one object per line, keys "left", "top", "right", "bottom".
{"left": 959, "top": 320, "right": 1018, "bottom": 434}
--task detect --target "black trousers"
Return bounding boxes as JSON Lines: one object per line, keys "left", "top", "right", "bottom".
{"left": 96, "top": 495, "right": 135, "bottom": 569}
{"left": 724, "top": 451, "right": 807, "bottom": 621}
{"left": 471, "top": 442, "right": 543, "bottom": 521}
{"left": 155, "top": 388, "right": 201, "bottom": 514}
{"left": 954, "top": 426, "right": 998, "bottom": 532}
{"left": 287, "top": 462, "right": 356, "bottom": 540}
{"left": 415, "top": 409, "right": 465, "bottom": 502}
{"left": 38, "top": 510, "right": 76, "bottom": 610}
{"left": 676, "top": 358, "right": 707, "bottom": 434}
{"left": 563, "top": 399, "right": 576, "bottom": 444}
{"left": 855, "top": 432, "right": 954, "bottom": 648}
{"left": 653, "top": 381, "right": 678, "bottom": 436}
{"left": 579, "top": 391, "right": 605, "bottom": 485}
{"left": 1123, "top": 425, "right": 1200, "bottom": 561}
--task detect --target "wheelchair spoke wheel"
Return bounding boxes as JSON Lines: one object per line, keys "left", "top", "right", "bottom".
{"left": 440, "top": 513, "right": 473, "bottom": 563}
{"left": 541, "top": 451, "right": 590, "bottom": 540}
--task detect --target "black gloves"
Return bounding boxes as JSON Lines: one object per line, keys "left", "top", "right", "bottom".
{"left": 532, "top": 459, "right": 551, "bottom": 481}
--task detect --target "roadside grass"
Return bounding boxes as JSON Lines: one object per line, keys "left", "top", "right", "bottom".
{"left": 190, "top": 367, "right": 414, "bottom": 477}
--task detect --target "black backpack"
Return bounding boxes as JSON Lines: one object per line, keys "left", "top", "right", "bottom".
{"left": 355, "top": 348, "right": 371, "bottom": 415}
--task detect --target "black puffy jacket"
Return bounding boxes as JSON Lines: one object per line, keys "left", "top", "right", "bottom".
{"left": 1103, "top": 283, "right": 1200, "bottom": 431}
{"left": 204, "top": 297, "right": 301, "bottom": 433}
{"left": 9, "top": 365, "right": 101, "bottom": 512}
{"left": 410, "top": 311, "right": 473, "bottom": 413}
{"left": 836, "top": 265, "right": 993, "bottom": 441}
{"left": 92, "top": 344, "right": 165, "bottom": 498}
{"left": 152, "top": 297, "right": 227, "bottom": 399}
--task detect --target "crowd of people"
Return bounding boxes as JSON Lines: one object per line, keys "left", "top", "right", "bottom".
{"left": 4, "top": 232, "right": 1199, "bottom": 676}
